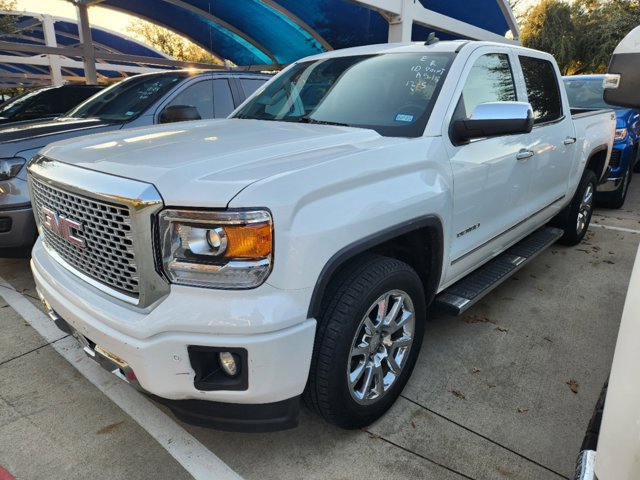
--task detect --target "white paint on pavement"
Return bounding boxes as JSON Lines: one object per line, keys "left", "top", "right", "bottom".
{"left": 590, "top": 223, "right": 640, "bottom": 234}
{"left": 0, "top": 275, "right": 243, "bottom": 480}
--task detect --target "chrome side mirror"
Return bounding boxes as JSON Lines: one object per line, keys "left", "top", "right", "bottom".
{"left": 451, "top": 101, "right": 534, "bottom": 144}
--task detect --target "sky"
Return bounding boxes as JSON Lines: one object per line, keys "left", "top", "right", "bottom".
{"left": 14, "top": 0, "right": 136, "bottom": 35}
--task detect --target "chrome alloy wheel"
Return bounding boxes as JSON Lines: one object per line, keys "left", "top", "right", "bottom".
{"left": 347, "top": 290, "right": 415, "bottom": 405}
{"left": 576, "top": 182, "right": 594, "bottom": 236}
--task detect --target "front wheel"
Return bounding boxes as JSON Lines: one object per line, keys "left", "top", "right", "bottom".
{"left": 304, "top": 255, "right": 425, "bottom": 429}
{"left": 553, "top": 169, "right": 597, "bottom": 245}
{"left": 600, "top": 165, "right": 631, "bottom": 209}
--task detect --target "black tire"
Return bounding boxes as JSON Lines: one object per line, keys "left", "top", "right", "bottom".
{"left": 632, "top": 145, "right": 640, "bottom": 173}
{"left": 304, "top": 255, "right": 425, "bottom": 429}
{"left": 599, "top": 165, "right": 631, "bottom": 209}
{"left": 552, "top": 169, "right": 597, "bottom": 246}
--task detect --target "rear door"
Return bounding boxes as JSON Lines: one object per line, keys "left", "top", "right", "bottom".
{"left": 516, "top": 54, "right": 575, "bottom": 213}
{"left": 443, "top": 46, "right": 533, "bottom": 282}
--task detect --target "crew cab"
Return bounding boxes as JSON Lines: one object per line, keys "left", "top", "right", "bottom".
{"left": 564, "top": 74, "right": 640, "bottom": 208}
{"left": 28, "top": 41, "right": 615, "bottom": 431}
{"left": 0, "top": 69, "right": 269, "bottom": 248}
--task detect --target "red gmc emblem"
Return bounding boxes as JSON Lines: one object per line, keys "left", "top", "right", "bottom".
{"left": 40, "top": 206, "right": 85, "bottom": 248}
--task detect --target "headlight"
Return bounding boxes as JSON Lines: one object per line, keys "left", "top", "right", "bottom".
{"left": 0, "top": 157, "right": 26, "bottom": 180}
{"left": 614, "top": 128, "right": 628, "bottom": 141}
{"left": 158, "top": 209, "right": 273, "bottom": 289}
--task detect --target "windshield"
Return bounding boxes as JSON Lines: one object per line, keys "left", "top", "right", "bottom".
{"left": 233, "top": 53, "right": 454, "bottom": 137}
{"left": 0, "top": 88, "right": 49, "bottom": 117}
{"left": 66, "top": 72, "right": 188, "bottom": 122}
{"left": 563, "top": 78, "right": 611, "bottom": 109}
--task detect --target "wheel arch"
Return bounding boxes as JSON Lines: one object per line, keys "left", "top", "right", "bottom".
{"left": 307, "top": 215, "right": 444, "bottom": 319}
{"left": 585, "top": 144, "right": 611, "bottom": 183}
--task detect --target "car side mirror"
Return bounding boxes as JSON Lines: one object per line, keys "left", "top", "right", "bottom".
{"left": 451, "top": 101, "right": 534, "bottom": 144}
{"left": 604, "top": 26, "right": 640, "bottom": 109}
{"left": 159, "top": 105, "right": 201, "bottom": 124}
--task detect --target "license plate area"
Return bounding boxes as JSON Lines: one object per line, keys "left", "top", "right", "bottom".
{"left": 37, "top": 290, "right": 142, "bottom": 389}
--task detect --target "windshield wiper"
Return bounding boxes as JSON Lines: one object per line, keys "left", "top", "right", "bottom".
{"left": 297, "top": 117, "right": 350, "bottom": 127}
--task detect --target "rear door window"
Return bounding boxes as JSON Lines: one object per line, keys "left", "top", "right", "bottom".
{"left": 213, "top": 79, "right": 235, "bottom": 117}
{"left": 519, "top": 56, "right": 563, "bottom": 124}
{"left": 239, "top": 78, "right": 267, "bottom": 98}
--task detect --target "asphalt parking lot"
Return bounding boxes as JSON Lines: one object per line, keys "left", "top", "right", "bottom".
{"left": 1, "top": 182, "right": 639, "bottom": 480}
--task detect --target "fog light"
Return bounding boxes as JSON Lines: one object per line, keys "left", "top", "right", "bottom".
{"left": 218, "top": 351, "right": 238, "bottom": 377}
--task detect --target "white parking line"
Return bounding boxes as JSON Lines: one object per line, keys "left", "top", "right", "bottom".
{"left": 590, "top": 223, "right": 640, "bottom": 234}
{"left": 0, "top": 275, "right": 243, "bottom": 480}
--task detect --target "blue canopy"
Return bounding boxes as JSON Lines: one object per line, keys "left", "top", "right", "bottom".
{"left": 0, "top": 12, "right": 173, "bottom": 86}
{"left": 101, "top": 0, "right": 515, "bottom": 66}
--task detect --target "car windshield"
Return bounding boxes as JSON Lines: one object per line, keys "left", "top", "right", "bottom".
{"left": 233, "top": 53, "right": 454, "bottom": 137}
{"left": 563, "top": 78, "right": 611, "bottom": 109}
{"left": 65, "top": 73, "right": 188, "bottom": 122}
{"left": 0, "top": 88, "right": 48, "bottom": 117}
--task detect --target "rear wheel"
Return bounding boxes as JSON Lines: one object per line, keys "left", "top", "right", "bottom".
{"left": 553, "top": 169, "right": 597, "bottom": 245}
{"left": 304, "top": 255, "right": 425, "bottom": 429}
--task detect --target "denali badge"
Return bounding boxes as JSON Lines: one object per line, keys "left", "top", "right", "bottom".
{"left": 40, "top": 206, "right": 85, "bottom": 248}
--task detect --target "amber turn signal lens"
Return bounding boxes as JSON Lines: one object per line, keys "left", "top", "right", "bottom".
{"left": 224, "top": 223, "right": 272, "bottom": 258}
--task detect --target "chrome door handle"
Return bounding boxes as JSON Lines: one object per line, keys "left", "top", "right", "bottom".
{"left": 564, "top": 137, "right": 577, "bottom": 145}
{"left": 516, "top": 149, "right": 534, "bottom": 161}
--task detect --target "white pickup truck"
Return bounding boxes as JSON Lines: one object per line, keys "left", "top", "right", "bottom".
{"left": 27, "top": 40, "right": 615, "bottom": 431}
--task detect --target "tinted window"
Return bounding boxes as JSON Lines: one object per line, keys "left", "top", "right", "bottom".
{"left": 166, "top": 80, "right": 214, "bottom": 119}
{"left": 234, "top": 53, "right": 454, "bottom": 138}
{"left": 66, "top": 73, "right": 188, "bottom": 122}
{"left": 0, "top": 88, "right": 48, "bottom": 117}
{"left": 22, "top": 87, "right": 98, "bottom": 116}
{"left": 563, "top": 78, "right": 609, "bottom": 109}
{"left": 240, "top": 78, "right": 267, "bottom": 98}
{"left": 519, "top": 56, "right": 562, "bottom": 124}
{"left": 213, "top": 79, "right": 235, "bottom": 117}
{"left": 62, "top": 86, "right": 102, "bottom": 110}
{"left": 457, "top": 53, "right": 516, "bottom": 118}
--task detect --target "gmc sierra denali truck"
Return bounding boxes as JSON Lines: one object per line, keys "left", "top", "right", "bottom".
{"left": 27, "top": 41, "right": 615, "bottom": 431}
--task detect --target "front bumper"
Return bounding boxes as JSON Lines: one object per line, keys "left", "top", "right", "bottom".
{"left": 31, "top": 238, "right": 316, "bottom": 430}
{"left": 597, "top": 175, "right": 623, "bottom": 193}
{"left": 0, "top": 204, "right": 37, "bottom": 247}
{"left": 41, "top": 301, "right": 302, "bottom": 432}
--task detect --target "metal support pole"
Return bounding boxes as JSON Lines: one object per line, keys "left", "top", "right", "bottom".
{"left": 42, "top": 14, "right": 63, "bottom": 86}
{"left": 388, "top": 0, "right": 414, "bottom": 43}
{"left": 75, "top": 2, "right": 98, "bottom": 84}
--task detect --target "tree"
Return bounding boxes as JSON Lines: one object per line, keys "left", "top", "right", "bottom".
{"left": 126, "top": 19, "right": 222, "bottom": 65}
{"left": 0, "top": 1, "right": 17, "bottom": 35}
{"left": 520, "top": 0, "right": 640, "bottom": 75}
{"left": 572, "top": 0, "right": 640, "bottom": 74}
{"left": 508, "top": 0, "right": 530, "bottom": 22}
{"left": 520, "top": 0, "right": 577, "bottom": 74}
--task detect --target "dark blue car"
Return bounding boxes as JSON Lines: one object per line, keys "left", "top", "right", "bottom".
{"left": 564, "top": 75, "right": 640, "bottom": 208}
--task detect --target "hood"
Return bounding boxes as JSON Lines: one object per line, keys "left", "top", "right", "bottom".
{"left": 40, "top": 118, "right": 385, "bottom": 207}
{"left": 0, "top": 116, "right": 122, "bottom": 145}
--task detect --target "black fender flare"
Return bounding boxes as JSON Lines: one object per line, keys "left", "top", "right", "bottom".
{"left": 307, "top": 215, "right": 444, "bottom": 319}
{"left": 585, "top": 143, "right": 611, "bottom": 183}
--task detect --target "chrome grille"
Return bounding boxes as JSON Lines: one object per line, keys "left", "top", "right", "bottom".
{"left": 31, "top": 176, "right": 139, "bottom": 297}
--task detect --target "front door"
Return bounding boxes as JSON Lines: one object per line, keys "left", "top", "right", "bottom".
{"left": 442, "top": 48, "right": 533, "bottom": 284}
